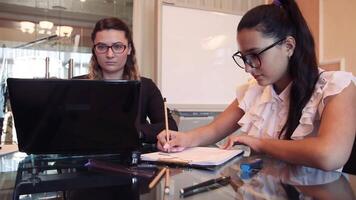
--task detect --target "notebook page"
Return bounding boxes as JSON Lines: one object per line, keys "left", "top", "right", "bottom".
{"left": 141, "top": 147, "right": 243, "bottom": 166}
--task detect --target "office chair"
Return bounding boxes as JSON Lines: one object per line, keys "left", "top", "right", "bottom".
{"left": 342, "top": 135, "right": 356, "bottom": 175}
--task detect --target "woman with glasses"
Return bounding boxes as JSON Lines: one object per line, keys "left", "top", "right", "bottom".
{"left": 157, "top": 0, "right": 355, "bottom": 171}
{"left": 75, "top": 17, "right": 177, "bottom": 144}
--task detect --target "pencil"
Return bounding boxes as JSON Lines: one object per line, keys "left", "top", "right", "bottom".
{"left": 163, "top": 98, "right": 170, "bottom": 143}
{"left": 149, "top": 167, "right": 167, "bottom": 189}
{"left": 158, "top": 158, "right": 190, "bottom": 165}
{"left": 164, "top": 168, "right": 170, "bottom": 194}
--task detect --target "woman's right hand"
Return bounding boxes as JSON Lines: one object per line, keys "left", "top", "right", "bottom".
{"left": 156, "top": 130, "right": 191, "bottom": 152}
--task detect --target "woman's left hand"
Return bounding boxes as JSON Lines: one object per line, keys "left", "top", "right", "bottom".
{"left": 221, "top": 134, "right": 262, "bottom": 153}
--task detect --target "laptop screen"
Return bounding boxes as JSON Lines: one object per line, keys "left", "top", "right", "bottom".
{"left": 7, "top": 78, "right": 141, "bottom": 154}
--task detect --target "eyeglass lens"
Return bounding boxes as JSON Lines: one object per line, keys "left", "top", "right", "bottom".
{"left": 233, "top": 53, "right": 260, "bottom": 69}
{"left": 95, "top": 43, "right": 126, "bottom": 54}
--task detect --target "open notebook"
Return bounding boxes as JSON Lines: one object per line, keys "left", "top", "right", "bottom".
{"left": 141, "top": 147, "right": 243, "bottom": 167}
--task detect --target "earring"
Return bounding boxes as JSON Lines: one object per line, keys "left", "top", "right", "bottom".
{"left": 288, "top": 52, "right": 293, "bottom": 59}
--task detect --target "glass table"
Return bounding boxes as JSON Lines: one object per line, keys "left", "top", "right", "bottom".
{"left": 1, "top": 146, "right": 355, "bottom": 200}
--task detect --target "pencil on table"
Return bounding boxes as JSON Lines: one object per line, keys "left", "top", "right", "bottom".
{"left": 163, "top": 98, "right": 170, "bottom": 143}
{"left": 164, "top": 168, "right": 170, "bottom": 194}
{"left": 158, "top": 158, "right": 190, "bottom": 165}
{"left": 149, "top": 167, "right": 167, "bottom": 189}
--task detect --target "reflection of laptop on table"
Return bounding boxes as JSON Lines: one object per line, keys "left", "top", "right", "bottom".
{"left": 7, "top": 78, "right": 141, "bottom": 155}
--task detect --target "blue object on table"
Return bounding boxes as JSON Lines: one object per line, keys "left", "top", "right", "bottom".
{"left": 240, "top": 158, "right": 263, "bottom": 173}
{"left": 240, "top": 170, "right": 260, "bottom": 180}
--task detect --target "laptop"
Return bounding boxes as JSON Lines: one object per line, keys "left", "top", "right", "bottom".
{"left": 7, "top": 78, "right": 141, "bottom": 155}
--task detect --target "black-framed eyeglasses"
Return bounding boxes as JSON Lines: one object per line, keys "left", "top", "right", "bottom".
{"left": 232, "top": 38, "right": 285, "bottom": 69}
{"left": 93, "top": 42, "right": 127, "bottom": 54}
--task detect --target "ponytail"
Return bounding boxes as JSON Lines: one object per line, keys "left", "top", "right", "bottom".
{"left": 238, "top": 0, "right": 319, "bottom": 139}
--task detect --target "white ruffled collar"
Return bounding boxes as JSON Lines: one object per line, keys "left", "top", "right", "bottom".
{"left": 260, "top": 82, "right": 292, "bottom": 105}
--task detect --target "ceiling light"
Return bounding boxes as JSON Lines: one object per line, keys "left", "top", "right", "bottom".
{"left": 56, "top": 26, "right": 73, "bottom": 37}
{"left": 39, "top": 21, "right": 54, "bottom": 29}
{"left": 20, "top": 21, "right": 35, "bottom": 34}
{"left": 80, "top": 0, "right": 86, "bottom": 2}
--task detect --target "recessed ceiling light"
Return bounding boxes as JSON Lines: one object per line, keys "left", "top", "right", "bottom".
{"left": 80, "top": 0, "right": 86, "bottom": 2}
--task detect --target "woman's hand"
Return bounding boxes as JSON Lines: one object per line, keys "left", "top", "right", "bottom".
{"left": 156, "top": 130, "right": 191, "bottom": 152}
{"left": 221, "top": 134, "right": 262, "bottom": 153}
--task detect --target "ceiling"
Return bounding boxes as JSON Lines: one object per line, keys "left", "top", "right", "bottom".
{"left": 0, "top": 0, "right": 133, "bottom": 27}
{"left": 0, "top": 0, "right": 133, "bottom": 50}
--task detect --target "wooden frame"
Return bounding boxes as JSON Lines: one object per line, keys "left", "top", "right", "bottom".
{"left": 319, "top": 58, "right": 345, "bottom": 71}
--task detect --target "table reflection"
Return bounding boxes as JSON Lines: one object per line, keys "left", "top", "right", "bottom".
{"left": 1, "top": 152, "right": 355, "bottom": 200}
{"left": 221, "top": 156, "right": 355, "bottom": 200}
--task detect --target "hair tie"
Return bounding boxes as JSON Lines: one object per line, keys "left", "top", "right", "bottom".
{"left": 273, "top": 0, "right": 282, "bottom": 6}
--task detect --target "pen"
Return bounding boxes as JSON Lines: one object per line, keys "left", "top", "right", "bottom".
{"left": 163, "top": 98, "right": 169, "bottom": 143}
{"left": 180, "top": 176, "right": 230, "bottom": 198}
{"left": 149, "top": 167, "right": 167, "bottom": 189}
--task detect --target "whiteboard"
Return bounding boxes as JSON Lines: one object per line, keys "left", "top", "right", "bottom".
{"left": 159, "top": 5, "right": 251, "bottom": 110}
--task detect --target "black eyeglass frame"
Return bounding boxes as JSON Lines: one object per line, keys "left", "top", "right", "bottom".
{"left": 232, "top": 38, "right": 286, "bottom": 69}
{"left": 93, "top": 42, "right": 128, "bottom": 54}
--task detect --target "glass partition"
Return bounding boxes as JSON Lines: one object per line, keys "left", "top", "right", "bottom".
{"left": 3, "top": 48, "right": 91, "bottom": 79}
{"left": 0, "top": 0, "right": 133, "bottom": 144}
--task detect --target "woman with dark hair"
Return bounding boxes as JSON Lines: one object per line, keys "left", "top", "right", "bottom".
{"left": 76, "top": 17, "right": 177, "bottom": 144}
{"left": 157, "top": 0, "right": 355, "bottom": 171}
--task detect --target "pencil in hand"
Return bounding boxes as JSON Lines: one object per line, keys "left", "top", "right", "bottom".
{"left": 163, "top": 98, "right": 170, "bottom": 144}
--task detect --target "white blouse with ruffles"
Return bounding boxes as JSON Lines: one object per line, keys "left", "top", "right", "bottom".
{"left": 235, "top": 70, "right": 356, "bottom": 173}
{"left": 236, "top": 70, "right": 356, "bottom": 140}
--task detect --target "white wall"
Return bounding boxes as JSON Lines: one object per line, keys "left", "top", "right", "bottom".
{"left": 133, "top": 0, "right": 156, "bottom": 79}
{"left": 321, "top": 0, "right": 356, "bottom": 75}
